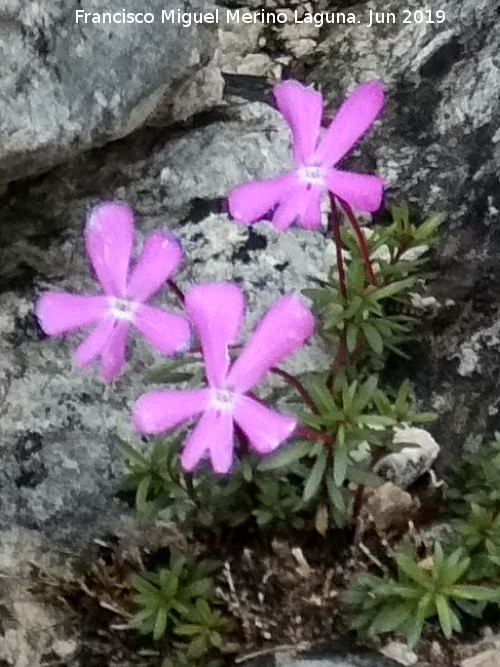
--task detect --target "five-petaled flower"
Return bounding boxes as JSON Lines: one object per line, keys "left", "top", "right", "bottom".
{"left": 228, "top": 79, "right": 385, "bottom": 231}
{"left": 133, "top": 283, "right": 315, "bottom": 474}
{"left": 36, "top": 202, "right": 191, "bottom": 382}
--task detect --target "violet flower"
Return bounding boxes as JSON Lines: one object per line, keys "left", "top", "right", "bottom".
{"left": 228, "top": 79, "right": 385, "bottom": 231}
{"left": 133, "top": 283, "right": 314, "bottom": 474}
{"left": 36, "top": 202, "right": 191, "bottom": 382}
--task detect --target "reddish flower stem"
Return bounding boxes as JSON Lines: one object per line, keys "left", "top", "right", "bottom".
{"left": 336, "top": 198, "right": 376, "bottom": 285}
{"left": 328, "top": 196, "right": 349, "bottom": 392}
{"left": 331, "top": 334, "right": 347, "bottom": 378}
{"left": 167, "top": 279, "right": 185, "bottom": 305}
{"left": 295, "top": 425, "right": 333, "bottom": 446}
{"left": 268, "top": 367, "right": 319, "bottom": 415}
{"left": 329, "top": 195, "right": 347, "bottom": 301}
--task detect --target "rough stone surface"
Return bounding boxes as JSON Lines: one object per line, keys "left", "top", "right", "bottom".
{"left": 462, "top": 649, "right": 500, "bottom": 667}
{"left": 245, "top": 641, "right": 401, "bottom": 666}
{"left": 2, "top": 0, "right": 500, "bottom": 662}
{"left": 374, "top": 427, "right": 440, "bottom": 488}
{"left": 381, "top": 641, "right": 418, "bottom": 666}
{"left": 0, "top": 94, "right": 336, "bottom": 665}
{"left": 0, "top": 98, "right": 330, "bottom": 548}
{"left": 308, "top": 0, "right": 500, "bottom": 473}
{"left": 0, "top": 0, "right": 221, "bottom": 184}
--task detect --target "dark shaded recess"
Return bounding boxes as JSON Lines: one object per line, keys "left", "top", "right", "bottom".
{"left": 0, "top": 603, "right": 15, "bottom": 635}
{"left": 463, "top": 125, "right": 495, "bottom": 177}
{"left": 179, "top": 196, "right": 225, "bottom": 225}
{"left": 0, "top": 263, "right": 42, "bottom": 293}
{"left": 14, "top": 431, "right": 48, "bottom": 489}
{"left": 274, "top": 260, "right": 289, "bottom": 271}
{"left": 419, "top": 37, "right": 463, "bottom": 80}
{"left": 166, "top": 104, "right": 232, "bottom": 131}
{"left": 223, "top": 73, "right": 271, "bottom": 104}
{"left": 5, "top": 308, "right": 47, "bottom": 344}
{"left": 216, "top": 0, "right": 253, "bottom": 7}
{"left": 470, "top": 271, "right": 500, "bottom": 316}
{"left": 391, "top": 79, "right": 442, "bottom": 146}
{"left": 0, "top": 106, "right": 233, "bottom": 241}
{"left": 232, "top": 228, "right": 268, "bottom": 263}
{"left": 14, "top": 432, "right": 43, "bottom": 460}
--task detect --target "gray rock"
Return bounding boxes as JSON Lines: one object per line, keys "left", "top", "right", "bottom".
{"left": 307, "top": 0, "right": 500, "bottom": 472}
{"left": 374, "top": 426, "right": 440, "bottom": 488}
{"left": 0, "top": 0, "right": 221, "bottom": 184}
{"left": 1, "top": 0, "right": 499, "bottom": 659}
{"left": 0, "top": 99, "right": 330, "bottom": 547}
{"left": 243, "top": 641, "right": 401, "bottom": 666}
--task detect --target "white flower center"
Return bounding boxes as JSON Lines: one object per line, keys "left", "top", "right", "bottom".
{"left": 210, "top": 389, "right": 235, "bottom": 413}
{"left": 108, "top": 297, "right": 137, "bottom": 322}
{"left": 298, "top": 166, "right": 326, "bottom": 186}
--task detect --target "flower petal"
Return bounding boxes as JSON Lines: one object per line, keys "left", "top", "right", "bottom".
{"left": 272, "top": 181, "right": 322, "bottom": 231}
{"left": 233, "top": 395, "right": 296, "bottom": 454}
{"left": 228, "top": 173, "right": 297, "bottom": 224}
{"left": 301, "top": 187, "right": 324, "bottom": 230}
{"left": 181, "top": 408, "right": 234, "bottom": 474}
{"left": 226, "top": 295, "right": 315, "bottom": 393}
{"left": 185, "top": 284, "right": 244, "bottom": 387}
{"left": 133, "top": 389, "right": 209, "bottom": 434}
{"left": 85, "top": 202, "right": 134, "bottom": 297}
{"left": 325, "top": 169, "right": 384, "bottom": 213}
{"left": 313, "top": 81, "right": 385, "bottom": 167}
{"left": 99, "top": 321, "right": 129, "bottom": 382}
{"left": 36, "top": 293, "right": 108, "bottom": 336}
{"left": 273, "top": 80, "right": 323, "bottom": 165}
{"left": 127, "top": 232, "right": 182, "bottom": 302}
{"left": 74, "top": 316, "right": 116, "bottom": 368}
{"left": 133, "top": 304, "right": 191, "bottom": 356}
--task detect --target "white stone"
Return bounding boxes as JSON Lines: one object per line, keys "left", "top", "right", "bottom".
{"left": 461, "top": 649, "right": 500, "bottom": 667}
{"left": 374, "top": 427, "right": 440, "bottom": 488}
{"left": 381, "top": 641, "right": 418, "bottom": 666}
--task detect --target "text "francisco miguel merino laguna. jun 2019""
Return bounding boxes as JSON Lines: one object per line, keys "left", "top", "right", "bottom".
{"left": 75, "top": 8, "right": 446, "bottom": 28}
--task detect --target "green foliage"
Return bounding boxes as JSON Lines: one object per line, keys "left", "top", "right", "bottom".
{"left": 118, "top": 437, "right": 196, "bottom": 522}
{"left": 303, "top": 268, "right": 415, "bottom": 364}
{"left": 174, "top": 598, "right": 234, "bottom": 658}
{"left": 453, "top": 504, "right": 500, "bottom": 581}
{"left": 373, "top": 380, "right": 436, "bottom": 425}
{"left": 301, "top": 373, "right": 393, "bottom": 487}
{"left": 304, "top": 203, "right": 444, "bottom": 366}
{"left": 379, "top": 202, "right": 445, "bottom": 263}
{"left": 130, "top": 552, "right": 232, "bottom": 659}
{"left": 343, "top": 543, "right": 499, "bottom": 647}
{"left": 161, "top": 655, "right": 223, "bottom": 667}
{"left": 120, "top": 436, "right": 313, "bottom": 531}
{"left": 446, "top": 437, "right": 500, "bottom": 514}
{"left": 444, "top": 437, "right": 500, "bottom": 580}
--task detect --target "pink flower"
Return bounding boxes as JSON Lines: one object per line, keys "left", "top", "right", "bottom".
{"left": 36, "top": 202, "right": 191, "bottom": 382}
{"left": 133, "top": 284, "right": 315, "bottom": 474}
{"left": 228, "top": 80, "right": 385, "bottom": 231}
